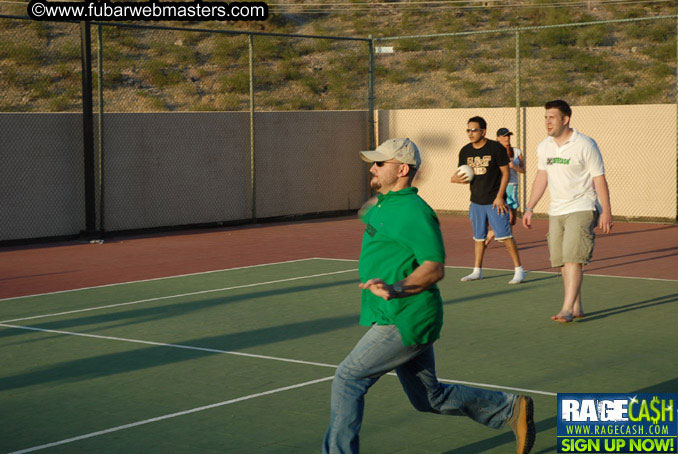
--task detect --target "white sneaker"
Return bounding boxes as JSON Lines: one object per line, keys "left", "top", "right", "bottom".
{"left": 508, "top": 270, "right": 526, "bottom": 284}
{"left": 461, "top": 272, "right": 482, "bottom": 282}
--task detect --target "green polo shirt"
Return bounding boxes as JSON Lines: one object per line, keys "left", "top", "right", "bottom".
{"left": 359, "top": 187, "right": 446, "bottom": 346}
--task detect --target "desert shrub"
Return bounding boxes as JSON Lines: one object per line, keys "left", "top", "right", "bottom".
{"left": 471, "top": 61, "right": 495, "bottom": 74}
{"left": 220, "top": 72, "right": 249, "bottom": 93}
{"left": 577, "top": 25, "right": 615, "bottom": 47}
{"left": 141, "top": 60, "right": 183, "bottom": 87}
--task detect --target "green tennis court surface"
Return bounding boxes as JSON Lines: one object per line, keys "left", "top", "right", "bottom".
{"left": 1, "top": 258, "right": 676, "bottom": 453}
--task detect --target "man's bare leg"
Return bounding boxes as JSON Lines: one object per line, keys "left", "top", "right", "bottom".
{"left": 552, "top": 262, "right": 583, "bottom": 322}
{"left": 503, "top": 238, "right": 526, "bottom": 284}
{"left": 461, "top": 240, "right": 486, "bottom": 281}
{"left": 484, "top": 229, "right": 495, "bottom": 246}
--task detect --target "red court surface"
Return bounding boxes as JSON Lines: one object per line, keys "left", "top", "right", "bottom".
{"left": 1, "top": 215, "right": 676, "bottom": 299}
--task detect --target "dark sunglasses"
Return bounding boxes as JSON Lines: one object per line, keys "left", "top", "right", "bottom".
{"left": 374, "top": 161, "right": 403, "bottom": 167}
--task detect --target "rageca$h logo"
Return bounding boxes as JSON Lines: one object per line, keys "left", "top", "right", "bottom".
{"left": 562, "top": 396, "right": 675, "bottom": 424}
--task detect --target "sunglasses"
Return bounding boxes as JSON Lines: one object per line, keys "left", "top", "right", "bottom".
{"left": 374, "top": 161, "right": 404, "bottom": 167}
{"left": 466, "top": 128, "right": 483, "bottom": 133}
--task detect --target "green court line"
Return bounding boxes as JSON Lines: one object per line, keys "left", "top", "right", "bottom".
{"left": 8, "top": 376, "right": 335, "bottom": 454}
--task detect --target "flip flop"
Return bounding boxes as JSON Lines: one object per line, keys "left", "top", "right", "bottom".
{"left": 572, "top": 313, "right": 585, "bottom": 319}
{"left": 551, "top": 314, "right": 573, "bottom": 323}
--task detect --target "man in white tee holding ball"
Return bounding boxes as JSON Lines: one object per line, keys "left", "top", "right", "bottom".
{"left": 451, "top": 116, "right": 525, "bottom": 284}
{"left": 522, "top": 100, "right": 613, "bottom": 323}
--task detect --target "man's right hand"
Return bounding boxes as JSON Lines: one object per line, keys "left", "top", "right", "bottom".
{"left": 359, "top": 279, "right": 393, "bottom": 300}
{"left": 522, "top": 210, "right": 533, "bottom": 229}
{"left": 450, "top": 171, "right": 470, "bottom": 184}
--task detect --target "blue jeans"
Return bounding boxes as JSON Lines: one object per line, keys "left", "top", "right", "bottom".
{"left": 322, "top": 324, "right": 516, "bottom": 454}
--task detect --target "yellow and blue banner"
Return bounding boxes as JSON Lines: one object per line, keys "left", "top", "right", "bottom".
{"left": 557, "top": 393, "right": 677, "bottom": 453}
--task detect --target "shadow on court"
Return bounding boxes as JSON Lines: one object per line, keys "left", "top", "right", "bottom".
{"left": 586, "top": 251, "right": 678, "bottom": 273}
{"left": 0, "top": 312, "right": 357, "bottom": 392}
{"left": 0, "top": 274, "right": 555, "bottom": 392}
{"left": 578, "top": 293, "right": 678, "bottom": 322}
{"left": 442, "top": 416, "right": 557, "bottom": 454}
{"left": 0, "top": 270, "right": 552, "bottom": 346}
{"left": 443, "top": 377, "right": 678, "bottom": 454}
{"left": 0, "top": 278, "right": 359, "bottom": 341}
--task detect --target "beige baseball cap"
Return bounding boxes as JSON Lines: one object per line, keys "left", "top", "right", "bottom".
{"left": 360, "top": 138, "right": 421, "bottom": 169}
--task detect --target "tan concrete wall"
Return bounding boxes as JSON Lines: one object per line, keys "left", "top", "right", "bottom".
{"left": 2, "top": 106, "right": 674, "bottom": 241}
{"left": 377, "top": 108, "right": 522, "bottom": 213}
{"left": 378, "top": 105, "right": 677, "bottom": 220}
{"left": 524, "top": 104, "right": 677, "bottom": 219}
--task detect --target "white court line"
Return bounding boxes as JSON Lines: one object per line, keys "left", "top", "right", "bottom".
{"left": 436, "top": 378, "right": 556, "bottom": 397}
{"left": 8, "top": 376, "right": 335, "bottom": 454}
{"left": 0, "top": 257, "right": 321, "bottom": 302}
{"left": 0, "top": 323, "right": 557, "bottom": 397}
{"left": 0, "top": 323, "right": 340, "bottom": 369}
{"left": 0, "top": 268, "right": 358, "bottom": 324}
{"left": 314, "top": 257, "right": 678, "bottom": 282}
{"left": 3, "top": 254, "right": 675, "bottom": 304}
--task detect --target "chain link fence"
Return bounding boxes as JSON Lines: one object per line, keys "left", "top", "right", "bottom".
{"left": 0, "top": 15, "right": 372, "bottom": 243}
{"left": 97, "top": 24, "right": 254, "bottom": 231}
{"left": 373, "top": 15, "right": 678, "bottom": 220}
{"left": 1, "top": 12, "right": 676, "bottom": 243}
{"left": 0, "top": 17, "right": 87, "bottom": 241}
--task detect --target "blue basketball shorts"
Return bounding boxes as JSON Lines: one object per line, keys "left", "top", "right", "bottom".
{"left": 506, "top": 183, "right": 519, "bottom": 210}
{"left": 468, "top": 202, "right": 513, "bottom": 241}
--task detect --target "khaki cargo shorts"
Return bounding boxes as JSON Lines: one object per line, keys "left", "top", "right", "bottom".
{"left": 547, "top": 210, "right": 599, "bottom": 268}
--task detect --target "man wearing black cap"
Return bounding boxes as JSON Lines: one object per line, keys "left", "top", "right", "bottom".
{"left": 486, "top": 128, "right": 525, "bottom": 244}
{"left": 498, "top": 128, "right": 525, "bottom": 223}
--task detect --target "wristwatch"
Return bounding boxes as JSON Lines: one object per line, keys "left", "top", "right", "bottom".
{"left": 392, "top": 283, "right": 403, "bottom": 297}
{"left": 525, "top": 207, "right": 534, "bottom": 212}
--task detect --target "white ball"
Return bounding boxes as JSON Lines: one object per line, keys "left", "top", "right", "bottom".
{"left": 457, "top": 164, "right": 475, "bottom": 182}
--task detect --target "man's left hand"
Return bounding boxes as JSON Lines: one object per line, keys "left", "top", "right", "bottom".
{"left": 598, "top": 212, "right": 613, "bottom": 234}
{"left": 493, "top": 197, "right": 507, "bottom": 215}
{"left": 359, "top": 278, "right": 394, "bottom": 300}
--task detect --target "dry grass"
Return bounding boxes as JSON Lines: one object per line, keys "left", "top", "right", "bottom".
{"left": 0, "top": 2, "right": 675, "bottom": 112}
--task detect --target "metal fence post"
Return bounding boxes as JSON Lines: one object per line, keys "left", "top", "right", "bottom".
{"left": 249, "top": 33, "right": 256, "bottom": 221}
{"left": 368, "top": 35, "right": 376, "bottom": 150}
{"left": 515, "top": 30, "right": 526, "bottom": 214}
{"left": 97, "top": 24, "right": 105, "bottom": 233}
{"left": 80, "top": 21, "right": 97, "bottom": 237}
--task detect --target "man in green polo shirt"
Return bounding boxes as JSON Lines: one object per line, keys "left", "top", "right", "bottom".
{"left": 322, "top": 138, "right": 536, "bottom": 454}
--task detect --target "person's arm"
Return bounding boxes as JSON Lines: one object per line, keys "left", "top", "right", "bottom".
{"left": 492, "top": 165, "right": 510, "bottom": 214}
{"left": 359, "top": 261, "right": 444, "bottom": 301}
{"left": 510, "top": 150, "right": 525, "bottom": 174}
{"left": 522, "top": 169, "right": 548, "bottom": 229}
{"left": 451, "top": 152, "right": 470, "bottom": 184}
{"left": 593, "top": 174, "right": 613, "bottom": 234}
{"left": 451, "top": 170, "right": 470, "bottom": 184}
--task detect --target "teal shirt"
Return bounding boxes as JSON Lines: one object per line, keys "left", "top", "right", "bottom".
{"left": 359, "top": 187, "right": 446, "bottom": 346}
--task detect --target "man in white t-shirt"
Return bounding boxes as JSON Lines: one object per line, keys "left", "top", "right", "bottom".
{"left": 522, "top": 100, "right": 613, "bottom": 323}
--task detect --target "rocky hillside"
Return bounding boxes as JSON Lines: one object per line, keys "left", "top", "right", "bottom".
{"left": 0, "top": 1, "right": 675, "bottom": 112}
